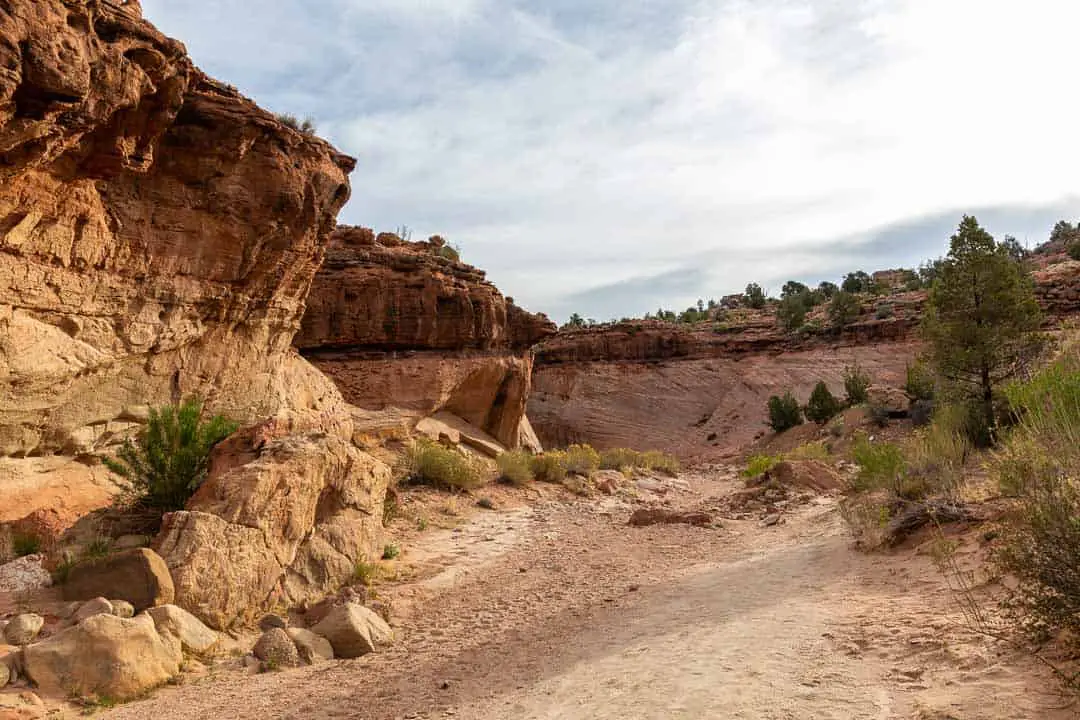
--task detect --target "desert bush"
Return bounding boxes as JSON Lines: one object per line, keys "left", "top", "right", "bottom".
{"left": 905, "top": 404, "right": 970, "bottom": 497}
{"left": 776, "top": 294, "right": 807, "bottom": 332}
{"left": 743, "top": 454, "right": 781, "bottom": 478}
{"left": 401, "top": 438, "right": 484, "bottom": 490}
{"left": 103, "top": 397, "right": 238, "bottom": 513}
{"left": 496, "top": 449, "right": 534, "bottom": 486}
{"left": 805, "top": 381, "right": 843, "bottom": 424}
{"left": 874, "top": 303, "right": 894, "bottom": 320}
{"left": 827, "top": 291, "right": 862, "bottom": 328}
{"left": 910, "top": 399, "right": 934, "bottom": 427}
{"left": 640, "top": 450, "right": 680, "bottom": 476}
{"left": 438, "top": 244, "right": 461, "bottom": 262}
{"left": 275, "top": 113, "right": 316, "bottom": 134}
{"left": 850, "top": 435, "right": 907, "bottom": 495}
{"left": 788, "top": 442, "right": 830, "bottom": 461}
{"left": 843, "top": 363, "right": 871, "bottom": 406}
{"left": 599, "top": 447, "right": 642, "bottom": 470}
{"left": 1069, "top": 242, "right": 1080, "bottom": 261}
{"left": 744, "top": 283, "right": 767, "bottom": 309}
{"left": 562, "top": 444, "right": 600, "bottom": 476}
{"left": 904, "top": 361, "right": 936, "bottom": 402}
{"left": 827, "top": 417, "right": 846, "bottom": 438}
{"left": 767, "top": 392, "right": 803, "bottom": 432}
{"left": 381, "top": 543, "right": 400, "bottom": 560}
{"left": 531, "top": 451, "right": 568, "bottom": 483}
{"left": 353, "top": 559, "right": 378, "bottom": 586}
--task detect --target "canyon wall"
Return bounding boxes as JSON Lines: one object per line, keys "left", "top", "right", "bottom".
{"left": 296, "top": 228, "right": 556, "bottom": 449}
{"left": 531, "top": 265, "right": 1080, "bottom": 461}
{"left": 0, "top": 0, "right": 386, "bottom": 627}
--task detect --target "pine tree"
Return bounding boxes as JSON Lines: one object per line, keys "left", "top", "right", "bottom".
{"left": 922, "top": 215, "right": 1043, "bottom": 442}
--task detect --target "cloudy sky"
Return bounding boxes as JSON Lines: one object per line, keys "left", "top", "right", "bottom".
{"left": 142, "top": 0, "right": 1080, "bottom": 322}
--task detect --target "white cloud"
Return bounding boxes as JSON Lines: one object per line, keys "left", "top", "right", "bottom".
{"left": 142, "top": 0, "right": 1080, "bottom": 321}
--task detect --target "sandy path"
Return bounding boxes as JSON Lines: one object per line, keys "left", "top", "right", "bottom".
{"left": 104, "top": 471, "right": 1070, "bottom": 720}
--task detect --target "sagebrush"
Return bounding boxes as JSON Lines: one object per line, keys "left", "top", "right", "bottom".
{"left": 402, "top": 438, "right": 484, "bottom": 490}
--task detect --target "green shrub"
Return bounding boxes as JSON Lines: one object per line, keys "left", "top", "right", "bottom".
{"left": 381, "top": 543, "right": 400, "bottom": 560}
{"left": 402, "top": 438, "right": 484, "bottom": 490}
{"left": 874, "top": 303, "right": 894, "bottom": 320}
{"left": 83, "top": 537, "right": 112, "bottom": 560}
{"left": 843, "top": 363, "right": 871, "bottom": 406}
{"left": 906, "top": 404, "right": 970, "bottom": 497}
{"left": 1069, "top": 242, "right": 1080, "bottom": 261}
{"left": 743, "top": 454, "right": 781, "bottom": 478}
{"left": 850, "top": 435, "right": 907, "bottom": 494}
{"left": 776, "top": 294, "right": 807, "bottom": 332}
{"left": 563, "top": 444, "right": 600, "bottom": 476}
{"left": 904, "top": 362, "right": 936, "bottom": 402}
{"left": 639, "top": 450, "right": 680, "bottom": 476}
{"left": 103, "top": 397, "right": 238, "bottom": 513}
{"left": 496, "top": 449, "right": 534, "bottom": 486}
{"left": 828, "top": 291, "right": 862, "bottom": 328}
{"left": 353, "top": 559, "right": 378, "bottom": 586}
{"left": 805, "top": 382, "right": 843, "bottom": 424}
{"left": 13, "top": 533, "right": 41, "bottom": 558}
{"left": 788, "top": 442, "right": 830, "bottom": 461}
{"left": 531, "top": 451, "right": 568, "bottom": 483}
{"left": 767, "top": 392, "right": 803, "bottom": 432}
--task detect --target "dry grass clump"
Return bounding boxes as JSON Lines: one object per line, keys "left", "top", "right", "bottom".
{"left": 562, "top": 444, "right": 600, "bottom": 476}
{"left": 531, "top": 451, "right": 568, "bottom": 483}
{"left": 496, "top": 449, "right": 534, "bottom": 486}
{"left": 598, "top": 447, "right": 680, "bottom": 475}
{"left": 401, "top": 438, "right": 484, "bottom": 491}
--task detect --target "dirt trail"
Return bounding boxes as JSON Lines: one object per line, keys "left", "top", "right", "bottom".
{"left": 105, "top": 470, "right": 1070, "bottom": 720}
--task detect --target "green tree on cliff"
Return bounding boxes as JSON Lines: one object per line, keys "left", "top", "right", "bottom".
{"left": 922, "top": 215, "right": 1043, "bottom": 444}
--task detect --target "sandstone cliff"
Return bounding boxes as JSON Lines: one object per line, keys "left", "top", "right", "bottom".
{"left": 1, "top": 0, "right": 387, "bottom": 627}
{"left": 296, "top": 227, "right": 556, "bottom": 449}
{"left": 530, "top": 263, "right": 1080, "bottom": 459}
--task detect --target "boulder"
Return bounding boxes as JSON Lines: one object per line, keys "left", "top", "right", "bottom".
{"left": 252, "top": 628, "right": 300, "bottom": 668}
{"left": 765, "top": 461, "right": 844, "bottom": 493}
{"left": 3, "top": 615, "right": 43, "bottom": 646}
{"left": 287, "top": 628, "right": 334, "bottom": 664}
{"left": 311, "top": 603, "right": 393, "bottom": 659}
{"left": 867, "top": 385, "right": 910, "bottom": 417}
{"left": 23, "top": 614, "right": 180, "bottom": 700}
{"left": 73, "top": 597, "right": 114, "bottom": 623}
{"left": 62, "top": 548, "right": 174, "bottom": 612}
{"left": 0, "top": 644, "right": 21, "bottom": 685}
{"left": 146, "top": 605, "right": 219, "bottom": 656}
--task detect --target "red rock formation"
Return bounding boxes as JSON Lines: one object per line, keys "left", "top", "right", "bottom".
{"left": 0, "top": 0, "right": 388, "bottom": 627}
{"left": 530, "top": 264, "right": 1080, "bottom": 460}
{"left": 297, "top": 229, "right": 556, "bottom": 448}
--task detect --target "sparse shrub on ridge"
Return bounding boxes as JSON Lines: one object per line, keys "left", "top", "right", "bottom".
{"left": 843, "top": 363, "right": 871, "bottom": 406}
{"left": 103, "top": 397, "right": 238, "bottom": 513}
{"left": 874, "top": 303, "right": 894, "bottom": 320}
{"left": 275, "top": 113, "right": 317, "bottom": 135}
{"left": 1069, "top": 242, "right": 1080, "bottom": 261}
{"left": 401, "top": 438, "right": 484, "bottom": 491}
{"left": 828, "top": 291, "right": 862, "bottom": 329}
{"left": 904, "top": 361, "right": 936, "bottom": 402}
{"left": 805, "top": 381, "right": 843, "bottom": 424}
{"left": 497, "top": 449, "right": 534, "bottom": 486}
{"left": 767, "top": 392, "right": 803, "bottom": 433}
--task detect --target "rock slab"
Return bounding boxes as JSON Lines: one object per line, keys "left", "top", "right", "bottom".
{"left": 62, "top": 548, "right": 174, "bottom": 611}
{"left": 311, "top": 603, "right": 393, "bottom": 659}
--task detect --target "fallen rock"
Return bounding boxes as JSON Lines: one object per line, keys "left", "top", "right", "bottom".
{"left": 628, "top": 508, "right": 713, "bottom": 527}
{"left": 287, "top": 628, "right": 334, "bottom": 664}
{"left": 147, "top": 605, "right": 220, "bottom": 656}
{"left": 0, "top": 556, "right": 51, "bottom": 595}
{"left": 593, "top": 470, "right": 625, "bottom": 495}
{"left": 311, "top": 603, "right": 393, "bottom": 659}
{"left": 73, "top": 597, "right": 114, "bottom": 623}
{"left": 62, "top": 548, "right": 174, "bottom": 612}
{"left": 111, "top": 600, "right": 136, "bottom": 619}
{"left": 3, "top": 616, "right": 43, "bottom": 646}
{"left": 252, "top": 628, "right": 300, "bottom": 669}
{"left": 765, "top": 461, "right": 844, "bottom": 493}
{"left": 23, "top": 614, "right": 180, "bottom": 700}
{"left": 867, "top": 385, "right": 910, "bottom": 417}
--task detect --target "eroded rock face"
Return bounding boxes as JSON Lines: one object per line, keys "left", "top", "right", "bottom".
{"left": 155, "top": 427, "right": 391, "bottom": 630}
{"left": 0, "top": 0, "right": 353, "bottom": 480}
{"left": 1, "top": 0, "right": 389, "bottom": 630}
{"left": 297, "top": 229, "right": 556, "bottom": 447}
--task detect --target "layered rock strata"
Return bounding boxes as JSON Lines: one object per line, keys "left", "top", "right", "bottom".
{"left": 296, "top": 228, "right": 556, "bottom": 448}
